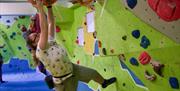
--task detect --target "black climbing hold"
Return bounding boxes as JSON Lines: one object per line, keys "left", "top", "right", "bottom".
{"left": 122, "top": 35, "right": 127, "bottom": 40}
{"left": 62, "top": 39, "right": 66, "bottom": 42}
{"left": 10, "top": 35, "right": 13, "bottom": 39}
{"left": 18, "top": 46, "right": 22, "bottom": 50}
{"left": 7, "top": 25, "right": 10, "bottom": 29}
{"left": 17, "top": 24, "right": 21, "bottom": 28}
{"left": 102, "top": 48, "right": 107, "bottom": 55}
{"left": 132, "top": 30, "right": 140, "bottom": 39}
{"left": 123, "top": 83, "right": 126, "bottom": 86}
{"left": 3, "top": 50, "right": 7, "bottom": 53}
{"left": 126, "top": 0, "right": 137, "bottom": 9}
{"left": 104, "top": 68, "right": 106, "bottom": 72}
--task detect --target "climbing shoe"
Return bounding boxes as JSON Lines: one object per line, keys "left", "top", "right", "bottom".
{"left": 102, "top": 77, "right": 117, "bottom": 88}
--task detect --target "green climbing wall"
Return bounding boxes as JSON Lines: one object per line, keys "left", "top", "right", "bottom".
{"left": 0, "top": 17, "right": 32, "bottom": 66}
{"left": 53, "top": 0, "right": 180, "bottom": 91}
{"left": 0, "top": 0, "right": 180, "bottom": 91}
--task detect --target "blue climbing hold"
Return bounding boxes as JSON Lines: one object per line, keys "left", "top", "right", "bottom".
{"left": 132, "top": 30, "right": 140, "bottom": 39}
{"left": 6, "top": 20, "right": 11, "bottom": 23}
{"left": 140, "top": 35, "right": 150, "bottom": 49}
{"left": 126, "top": 0, "right": 137, "bottom": 9}
{"left": 12, "top": 32, "right": 16, "bottom": 36}
{"left": 169, "top": 77, "right": 179, "bottom": 89}
{"left": 130, "top": 57, "right": 139, "bottom": 66}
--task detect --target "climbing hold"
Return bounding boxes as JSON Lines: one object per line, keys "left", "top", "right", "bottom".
{"left": 119, "top": 54, "right": 126, "bottom": 61}
{"left": 122, "top": 35, "right": 127, "bottom": 40}
{"left": 104, "top": 68, "right": 106, "bottom": 72}
{"left": 3, "top": 50, "right": 7, "bottom": 53}
{"left": 62, "top": 39, "right": 66, "bottom": 42}
{"left": 102, "top": 48, "right": 107, "bottom": 55}
{"left": 98, "top": 40, "right": 102, "bottom": 48}
{"left": 10, "top": 35, "right": 13, "bottom": 39}
{"left": 132, "top": 30, "right": 140, "bottom": 39}
{"left": 28, "top": 0, "right": 57, "bottom": 6}
{"left": 110, "top": 49, "right": 114, "bottom": 53}
{"left": 17, "top": 24, "right": 21, "bottom": 28}
{"left": 130, "top": 57, "right": 139, "bottom": 66}
{"left": 126, "top": 0, "right": 137, "bottom": 9}
{"left": 150, "top": 60, "right": 164, "bottom": 77}
{"left": 6, "top": 20, "right": 10, "bottom": 23}
{"left": 145, "top": 70, "right": 156, "bottom": 81}
{"left": 75, "top": 39, "right": 79, "bottom": 44}
{"left": 77, "top": 60, "right": 80, "bottom": 64}
{"left": 84, "top": 22, "right": 87, "bottom": 25}
{"left": 56, "top": 26, "right": 61, "bottom": 32}
{"left": 18, "top": 46, "right": 22, "bottom": 50}
{"left": 140, "top": 35, "right": 150, "bottom": 49}
{"left": 123, "top": 83, "right": 126, "bottom": 86}
{"left": 148, "top": 0, "right": 180, "bottom": 22}
{"left": 93, "top": 31, "right": 97, "bottom": 39}
{"left": 20, "top": 25, "right": 27, "bottom": 32}
{"left": 7, "top": 25, "right": 10, "bottom": 29}
{"left": 169, "top": 77, "right": 179, "bottom": 89}
{"left": 12, "top": 32, "right": 16, "bottom": 36}
{"left": 138, "top": 51, "right": 151, "bottom": 65}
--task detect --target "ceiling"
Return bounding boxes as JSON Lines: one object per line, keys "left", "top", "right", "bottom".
{"left": 0, "top": 2, "right": 36, "bottom": 15}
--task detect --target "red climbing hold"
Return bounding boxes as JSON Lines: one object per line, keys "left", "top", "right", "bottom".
{"left": 76, "top": 39, "right": 79, "bottom": 44}
{"left": 138, "top": 51, "right": 151, "bottom": 65}
{"left": 77, "top": 60, "right": 80, "bottom": 64}
{"left": 147, "top": 0, "right": 160, "bottom": 11}
{"left": 148, "top": 0, "right": 180, "bottom": 21}
{"left": 56, "top": 26, "right": 61, "bottom": 33}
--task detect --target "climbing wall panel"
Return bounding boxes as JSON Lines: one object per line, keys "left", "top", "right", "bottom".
{"left": 122, "top": 0, "right": 180, "bottom": 43}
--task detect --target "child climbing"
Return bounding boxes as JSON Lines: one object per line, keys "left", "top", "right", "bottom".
{"left": 20, "top": 16, "right": 47, "bottom": 76}
{"left": 26, "top": 0, "right": 116, "bottom": 90}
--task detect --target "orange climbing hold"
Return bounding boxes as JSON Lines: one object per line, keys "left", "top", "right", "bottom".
{"left": 28, "top": 0, "right": 57, "bottom": 6}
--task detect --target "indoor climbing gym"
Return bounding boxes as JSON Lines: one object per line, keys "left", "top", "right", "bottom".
{"left": 0, "top": 0, "right": 180, "bottom": 91}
